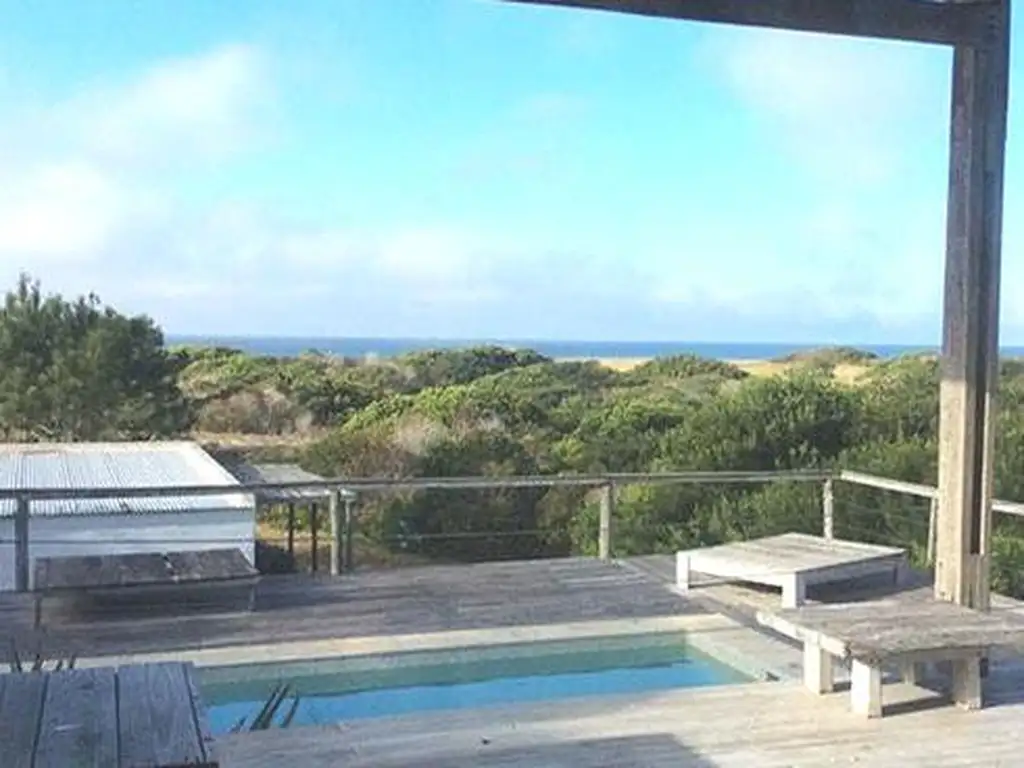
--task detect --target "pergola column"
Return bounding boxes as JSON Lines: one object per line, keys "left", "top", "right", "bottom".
{"left": 934, "top": 0, "right": 1011, "bottom": 614}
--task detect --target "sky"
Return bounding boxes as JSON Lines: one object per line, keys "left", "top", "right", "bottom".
{"left": 2, "top": 0, "right": 1024, "bottom": 344}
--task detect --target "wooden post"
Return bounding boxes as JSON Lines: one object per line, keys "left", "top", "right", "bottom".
{"left": 598, "top": 483, "right": 614, "bottom": 560}
{"left": 822, "top": 478, "right": 835, "bottom": 540}
{"left": 14, "top": 495, "right": 29, "bottom": 593}
{"left": 343, "top": 496, "right": 355, "bottom": 573}
{"left": 329, "top": 490, "right": 342, "bottom": 576}
{"left": 309, "top": 502, "right": 319, "bottom": 573}
{"left": 286, "top": 503, "right": 296, "bottom": 559}
{"left": 934, "top": 10, "right": 1009, "bottom": 612}
{"left": 927, "top": 497, "right": 938, "bottom": 565}
{"left": 935, "top": 6, "right": 1010, "bottom": 705}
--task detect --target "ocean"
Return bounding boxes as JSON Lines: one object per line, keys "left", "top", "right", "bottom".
{"left": 165, "top": 336, "right": 981, "bottom": 361}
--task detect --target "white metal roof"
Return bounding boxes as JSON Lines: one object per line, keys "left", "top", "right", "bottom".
{"left": 0, "top": 441, "right": 252, "bottom": 518}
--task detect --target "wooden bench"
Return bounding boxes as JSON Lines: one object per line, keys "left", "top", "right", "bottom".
{"left": 677, "top": 533, "right": 908, "bottom": 608}
{"left": 0, "top": 661, "right": 218, "bottom": 767}
{"left": 33, "top": 549, "right": 260, "bottom": 628}
{"left": 757, "top": 597, "right": 1024, "bottom": 718}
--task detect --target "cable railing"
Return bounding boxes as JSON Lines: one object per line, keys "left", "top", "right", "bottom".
{"left": 3, "top": 467, "right": 1024, "bottom": 593}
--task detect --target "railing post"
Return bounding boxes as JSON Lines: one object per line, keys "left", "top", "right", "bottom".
{"left": 343, "top": 495, "right": 355, "bottom": 573}
{"left": 309, "top": 503, "right": 319, "bottom": 573}
{"left": 927, "top": 497, "right": 939, "bottom": 565}
{"left": 286, "top": 503, "right": 296, "bottom": 559}
{"left": 599, "top": 483, "right": 615, "bottom": 560}
{"left": 329, "top": 490, "right": 342, "bottom": 576}
{"left": 822, "top": 478, "right": 835, "bottom": 540}
{"left": 15, "top": 495, "right": 29, "bottom": 593}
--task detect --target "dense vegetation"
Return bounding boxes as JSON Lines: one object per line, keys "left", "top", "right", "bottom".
{"left": 5, "top": 277, "right": 1024, "bottom": 594}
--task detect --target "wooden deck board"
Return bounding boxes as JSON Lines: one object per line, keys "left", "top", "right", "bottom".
{"left": 0, "top": 672, "right": 48, "bottom": 768}
{"left": 217, "top": 677, "right": 1024, "bottom": 767}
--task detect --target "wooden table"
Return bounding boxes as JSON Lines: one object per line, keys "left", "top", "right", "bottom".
{"left": 757, "top": 597, "right": 1024, "bottom": 718}
{"left": 33, "top": 549, "right": 260, "bottom": 628}
{"left": 677, "top": 533, "right": 908, "bottom": 608}
{"left": 0, "top": 661, "right": 218, "bottom": 767}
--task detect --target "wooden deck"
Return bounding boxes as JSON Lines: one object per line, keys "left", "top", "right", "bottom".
{"left": 0, "top": 558, "right": 705, "bottom": 659}
{"left": 4, "top": 553, "right": 1024, "bottom": 765}
{"left": 218, "top": 676, "right": 1024, "bottom": 767}
{"left": 2, "top": 662, "right": 217, "bottom": 768}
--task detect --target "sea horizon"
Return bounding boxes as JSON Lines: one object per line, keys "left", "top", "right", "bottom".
{"left": 163, "top": 335, "right": 1003, "bottom": 361}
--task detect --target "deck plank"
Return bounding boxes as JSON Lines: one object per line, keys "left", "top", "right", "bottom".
{"left": 0, "top": 671, "right": 47, "bottom": 768}
{"left": 118, "top": 662, "right": 213, "bottom": 768}
{"left": 35, "top": 667, "right": 118, "bottom": 768}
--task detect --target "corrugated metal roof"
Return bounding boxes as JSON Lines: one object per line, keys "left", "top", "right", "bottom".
{"left": 0, "top": 441, "right": 252, "bottom": 518}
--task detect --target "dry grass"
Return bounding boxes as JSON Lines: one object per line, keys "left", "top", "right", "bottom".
{"left": 573, "top": 357, "right": 873, "bottom": 384}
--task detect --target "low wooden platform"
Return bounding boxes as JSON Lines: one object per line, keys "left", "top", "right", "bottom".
{"left": 676, "top": 533, "right": 908, "bottom": 608}
{"left": 1, "top": 661, "right": 217, "bottom": 767}
{"left": 33, "top": 549, "right": 259, "bottom": 628}
{"left": 757, "top": 598, "right": 1024, "bottom": 717}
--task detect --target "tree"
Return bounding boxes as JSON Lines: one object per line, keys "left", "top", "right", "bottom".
{"left": 0, "top": 275, "right": 192, "bottom": 441}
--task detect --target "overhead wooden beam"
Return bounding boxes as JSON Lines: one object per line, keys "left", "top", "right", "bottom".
{"left": 934, "top": 0, "right": 1010, "bottom": 614}
{"left": 503, "top": 0, "right": 998, "bottom": 47}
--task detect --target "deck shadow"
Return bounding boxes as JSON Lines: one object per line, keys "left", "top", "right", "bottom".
{"left": 352, "top": 734, "right": 719, "bottom": 768}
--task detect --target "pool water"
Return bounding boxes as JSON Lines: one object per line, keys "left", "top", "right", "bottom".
{"left": 200, "top": 634, "right": 749, "bottom": 733}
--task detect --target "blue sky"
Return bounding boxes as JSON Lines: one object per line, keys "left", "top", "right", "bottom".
{"left": 1, "top": 0, "right": 1023, "bottom": 343}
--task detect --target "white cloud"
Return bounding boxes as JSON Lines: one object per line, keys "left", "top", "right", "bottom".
{"left": 701, "top": 27, "right": 949, "bottom": 183}
{"left": 74, "top": 44, "right": 272, "bottom": 172}
{"left": 0, "top": 43, "right": 270, "bottom": 276}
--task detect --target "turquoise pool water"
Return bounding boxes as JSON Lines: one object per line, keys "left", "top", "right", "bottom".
{"left": 200, "top": 634, "right": 749, "bottom": 734}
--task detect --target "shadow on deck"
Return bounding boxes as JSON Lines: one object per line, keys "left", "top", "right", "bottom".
{"left": 0, "top": 557, "right": 707, "bottom": 659}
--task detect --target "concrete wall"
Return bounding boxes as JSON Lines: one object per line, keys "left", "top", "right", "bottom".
{"left": 0, "top": 508, "right": 256, "bottom": 592}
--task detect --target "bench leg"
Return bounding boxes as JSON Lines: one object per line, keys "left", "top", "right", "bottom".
{"left": 34, "top": 596, "right": 41, "bottom": 629}
{"left": 851, "top": 660, "right": 883, "bottom": 718}
{"left": 781, "top": 575, "right": 806, "bottom": 609}
{"left": 803, "top": 642, "right": 834, "bottom": 694}
{"left": 675, "top": 553, "right": 691, "bottom": 594}
{"left": 899, "top": 660, "right": 924, "bottom": 685}
{"left": 951, "top": 658, "right": 982, "bottom": 711}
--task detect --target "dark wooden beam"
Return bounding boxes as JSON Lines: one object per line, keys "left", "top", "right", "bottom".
{"left": 503, "top": 0, "right": 998, "bottom": 47}
{"left": 934, "top": 0, "right": 1009, "bottom": 707}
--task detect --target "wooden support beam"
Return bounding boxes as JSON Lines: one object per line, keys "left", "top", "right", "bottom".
{"left": 343, "top": 496, "right": 355, "bottom": 573}
{"left": 503, "top": 0, "right": 998, "bottom": 47}
{"left": 934, "top": 0, "right": 1010, "bottom": 615}
{"left": 822, "top": 478, "right": 835, "bottom": 540}
{"left": 599, "top": 483, "right": 615, "bottom": 560}
{"left": 15, "top": 495, "right": 29, "bottom": 593}
{"left": 329, "top": 490, "right": 343, "bottom": 576}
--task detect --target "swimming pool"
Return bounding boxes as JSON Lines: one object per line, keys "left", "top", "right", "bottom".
{"left": 200, "top": 633, "right": 750, "bottom": 733}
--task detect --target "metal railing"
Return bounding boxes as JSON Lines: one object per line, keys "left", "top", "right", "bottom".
{"left": 4, "top": 467, "right": 1023, "bottom": 593}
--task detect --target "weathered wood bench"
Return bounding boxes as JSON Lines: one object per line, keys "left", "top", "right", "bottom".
{"left": 757, "top": 597, "right": 1024, "bottom": 718}
{"left": 677, "top": 533, "right": 908, "bottom": 608}
{"left": 33, "top": 548, "right": 260, "bottom": 628}
{"left": 0, "top": 661, "right": 218, "bottom": 767}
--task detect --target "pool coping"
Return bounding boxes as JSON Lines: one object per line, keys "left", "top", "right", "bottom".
{"left": 75, "top": 611, "right": 800, "bottom": 684}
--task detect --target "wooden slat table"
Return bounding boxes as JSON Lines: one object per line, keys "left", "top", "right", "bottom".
{"left": 0, "top": 662, "right": 218, "bottom": 767}
{"left": 677, "top": 533, "right": 908, "bottom": 608}
{"left": 33, "top": 549, "right": 260, "bottom": 628}
{"left": 757, "top": 597, "right": 1024, "bottom": 718}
